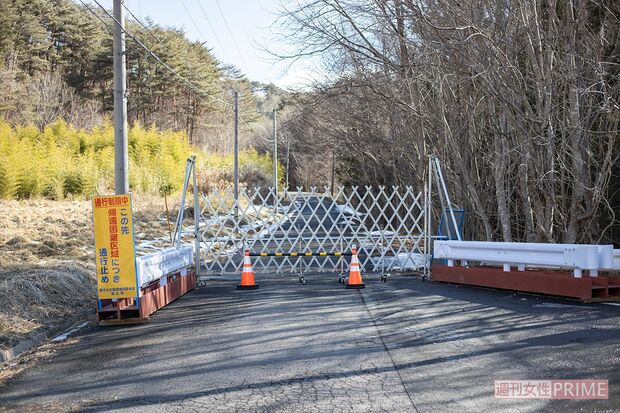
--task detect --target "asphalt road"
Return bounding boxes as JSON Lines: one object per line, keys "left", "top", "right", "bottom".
{"left": 1, "top": 275, "right": 619, "bottom": 412}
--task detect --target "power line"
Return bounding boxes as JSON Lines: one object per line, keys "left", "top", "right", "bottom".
{"left": 194, "top": 0, "right": 233, "bottom": 64}
{"left": 213, "top": 0, "right": 250, "bottom": 74}
{"left": 239, "top": 113, "right": 273, "bottom": 144}
{"left": 79, "top": 0, "right": 231, "bottom": 108}
{"left": 179, "top": 0, "right": 209, "bottom": 45}
{"left": 121, "top": 1, "right": 161, "bottom": 43}
{"left": 78, "top": 0, "right": 272, "bottom": 144}
{"left": 77, "top": 1, "right": 116, "bottom": 35}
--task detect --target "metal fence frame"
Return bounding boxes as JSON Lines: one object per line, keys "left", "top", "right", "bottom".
{"left": 198, "top": 185, "right": 426, "bottom": 278}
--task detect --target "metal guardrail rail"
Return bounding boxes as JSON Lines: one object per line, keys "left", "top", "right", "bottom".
{"left": 434, "top": 240, "right": 615, "bottom": 277}
{"left": 609, "top": 249, "right": 620, "bottom": 270}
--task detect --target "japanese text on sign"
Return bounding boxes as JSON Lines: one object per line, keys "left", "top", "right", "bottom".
{"left": 93, "top": 194, "right": 137, "bottom": 299}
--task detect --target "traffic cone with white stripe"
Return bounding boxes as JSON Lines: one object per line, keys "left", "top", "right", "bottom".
{"left": 237, "top": 249, "right": 259, "bottom": 290}
{"left": 346, "top": 245, "right": 365, "bottom": 289}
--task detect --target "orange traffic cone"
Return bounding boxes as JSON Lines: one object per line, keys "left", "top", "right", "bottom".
{"left": 346, "top": 245, "right": 365, "bottom": 289}
{"left": 237, "top": 249, "right": 259, "bottom": 290}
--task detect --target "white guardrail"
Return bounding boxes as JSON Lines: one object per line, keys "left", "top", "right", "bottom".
{"left": 136, "top": 245, "right": 194, "bottom": 289}
{"left": 614, "top": 249, "right": 620, "bottom": 271}
{"left": 433, "top": 241, "right": 616, "bottom": 278}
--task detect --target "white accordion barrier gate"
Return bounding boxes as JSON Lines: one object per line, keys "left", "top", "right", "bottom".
{"left": 198, "top": 186, "right": 428, "bottom": 279}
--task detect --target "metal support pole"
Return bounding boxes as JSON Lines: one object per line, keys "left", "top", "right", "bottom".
{"left": 340, "top": 232, "right": 344, "bottom": 278}
{"left": 233, "top": 91, "right": 239, "bottom": 217}
{"left": 432, "top": 162, "right": 451, "bottom": 240}
{"left": 423, "top": 183, "right": 428, "bottom": 278}
{"left": 113, "top": 0, "right": 128, "bottom": 194}
{"left": 273, "top": 109, "right": 278, "bottom": 203}
{"left": 426, "top": 156, "right": 433, "bottom": 278}
{"left": 174, "top": 158, "right": 192, "bottom": 248}
{"left": 381, "top": 231, "right": 385, "bottom": 276}
{"left": 192, "top": 156, "right": 200, "bottom": 278}
{"left": 433, "top": 156, "right": 461, "bottom": 241}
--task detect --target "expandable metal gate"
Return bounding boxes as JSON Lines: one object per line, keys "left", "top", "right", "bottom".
{"left": 174, "top": 156, "right": 458, "bottom": 283}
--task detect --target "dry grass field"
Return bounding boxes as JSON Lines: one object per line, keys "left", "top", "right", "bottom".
{"left": 0, "top": 196, "right": 173, "bottom": 350}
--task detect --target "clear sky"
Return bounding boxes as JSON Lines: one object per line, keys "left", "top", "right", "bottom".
{"left": 94, "top": 0, "right": 319, "bottom": 88}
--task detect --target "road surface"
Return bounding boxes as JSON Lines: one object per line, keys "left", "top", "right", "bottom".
{"left": 1, "top": 275, "right": 618, "bottom": 412}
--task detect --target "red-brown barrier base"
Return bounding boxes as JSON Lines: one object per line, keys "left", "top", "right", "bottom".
{"left": 97, "top": 271, "right": 196, "bottom": 325}
{"left": 432, "top": 265, "right": 620, "bottom": 303}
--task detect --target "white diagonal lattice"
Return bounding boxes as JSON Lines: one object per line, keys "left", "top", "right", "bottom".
{"left": 198, "top": 186, "right": 425, "bottom": 278}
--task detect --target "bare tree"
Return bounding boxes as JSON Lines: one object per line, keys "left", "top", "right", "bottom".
{"left": 276, "top": 0, "right": 620, "bottom": 243}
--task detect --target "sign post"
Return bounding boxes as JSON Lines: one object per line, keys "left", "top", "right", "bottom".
{"left": 93, "top": 194, "right": 138, "bottom": 301}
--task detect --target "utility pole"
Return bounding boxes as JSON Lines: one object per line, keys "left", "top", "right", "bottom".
{"left": 272, "top": 109, "right": 278, "bottom": 202}
{"left": 233, "top": 91, "right": 239, "bottom": 215}
{"left": 330, "top": 145, "right": 335, "bottom": 197}
{"left": 285, "top": 138, "right": 290, "bottom": 193}
{"left": 113, "top": 0, "right": 128, "bottom": 195}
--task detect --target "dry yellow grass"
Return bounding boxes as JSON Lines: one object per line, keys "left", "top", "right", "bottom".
{"left": 0, "top": 195, "right": 174, "bottom": 350}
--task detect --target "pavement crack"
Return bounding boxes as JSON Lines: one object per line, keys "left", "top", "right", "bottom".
{"left": 357, "top": 289, "right": 419, "bottom": 413}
